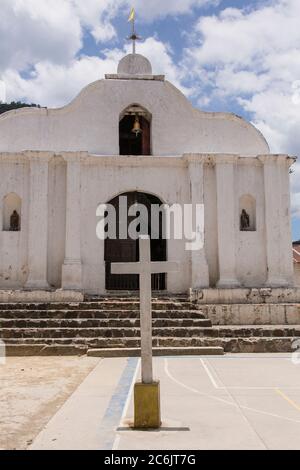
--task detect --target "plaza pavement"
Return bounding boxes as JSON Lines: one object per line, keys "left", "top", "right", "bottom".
{"left": 1, "top": 354, "right": 300, "bottom": 450}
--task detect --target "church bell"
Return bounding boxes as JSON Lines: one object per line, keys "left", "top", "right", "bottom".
{"left": 132, "top": 115, "right": 142, "bottom": 137}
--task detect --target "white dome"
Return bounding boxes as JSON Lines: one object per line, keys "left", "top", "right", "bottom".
{"left": 117, "top": 53, "right": 152, "bottom": 75}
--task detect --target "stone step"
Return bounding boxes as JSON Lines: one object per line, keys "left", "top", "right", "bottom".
{"left": 0, "top": 318, "right": 212, "bottom": 328}
{"left": 210, "top": 325, "right": 300, "bottom": 337}
{"left": 0, "top": 300, "right": 197, "bottom": 311}
{"left": 85, "top": 296, "right": 189, "bottom": 302}
{"left": 3, "top": 337, "right": 224, "bottom": 347}
{"left": 0, "top": 309, "right": 206, "bottom": 320}
{"left": 0, "top": 326, "right": 214, "bottom": 339}
{"left": 4, "top": 344, "right": 224, "bottom": 357}
{"left": 87, "top": 347, "right": 224, "bottom": 357}
{"left": 1, "top": 325, "right": 299, "bottom": 340}
{"left": 3, "top": 336, "right": 297, "bottom": 353}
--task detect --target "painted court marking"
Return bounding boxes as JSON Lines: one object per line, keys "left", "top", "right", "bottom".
{"left": 164, "top": 358, "right": 300, "bottom": 425}
{"left": 200, "top": 359, "right": 267, "bottom": 449}
{"left": 201, "top": 357, "right": 300, "bottom": 415}
{"left": 106, "top": 356, "right": 300, "bottom": 450}
{"left": 276, "top": 389, "right": 300, "bottom": 413}
{"left": 200, "top": 358, "right": 221, "bottom": 389}
{"left": 200, "top": 357, "right": 300, "bottom": 390}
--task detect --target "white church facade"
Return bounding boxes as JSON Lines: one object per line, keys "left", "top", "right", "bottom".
{"left": 0, "top": 53, "right": 295, "bottom": 295}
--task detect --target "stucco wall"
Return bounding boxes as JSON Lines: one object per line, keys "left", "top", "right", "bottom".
{"left": 236, "top": 161, "right": 267, "bottom": 286}
{"left": 0, "top": 152, "right": 294, "bottom": 293}
{"left": 47, "top": 157, "right": 67, "bottom": 288}
{"left": 0, "top": 79, "right": 269, "bottom": 156}
{"left": 204, "top": 163, "right": 219, "bottom": 286}
{"left": 0, "top": 156, "right": 29, "bottom": 287}
{"left": 80, "top": 156, "right": 190, "bottom": 294}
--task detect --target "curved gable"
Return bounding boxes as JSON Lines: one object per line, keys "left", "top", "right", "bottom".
{"left": 0, "top": 74, "right": 269, "bottom": 155}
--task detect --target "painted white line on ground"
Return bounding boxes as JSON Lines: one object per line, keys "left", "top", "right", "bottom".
{"left": 164, "top": 358, "right": 234, "bottom": 406}
{"left": 164, "top": 358, "right": 300, "bottom": 426}
{"left": 200, "top": 359, "right": 221, "bottom": 389}
{"left": 200, "top": 357, "right": 300, "bottom": 390}
{"left": 206, "top": 358, "right": 268, "bottom": 449}
{"left": 219, "top": 386, "right": 300, "bottom": 390}
{"left": 112, "top": 358, "right": 141, "bottom": 450}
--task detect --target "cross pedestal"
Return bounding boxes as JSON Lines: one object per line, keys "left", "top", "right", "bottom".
{"left": 111, "top": 236, "right": 179, "bottom": 428}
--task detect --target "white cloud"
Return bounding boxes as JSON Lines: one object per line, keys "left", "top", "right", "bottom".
{"left": 0, "top": 0, "right": 299, "bottom": 226}
{"left": 3, "top": 37, "right": 187, "bottom": 108}
{"left": 130, "top": 0, "right": 220, "bottom": 21}
{"left": 291, "top": 163, "right": 300, "bottom": 219}
{"left": 0, "top": 0, "right": 82, "bottom": 72}
{"left": 0, "top": 80, "right": 6, "bottom": 102}
{"left": 183, "top": 0, "right": 300, "bottom": 223}
{"left": 0, "top": 0, "right": 219, "bottom": 75}
{"left": 133, "top": 38, "right": 190, "bottom": 94}
{"left": 0, "top": 0, "right": 196, "bottom": 106}
{"left": 3, "top": 56, "right": 115, "bottom": 108}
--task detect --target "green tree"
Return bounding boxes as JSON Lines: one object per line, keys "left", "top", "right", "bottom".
{"left": 0, "top": 101, "right": 40, "bottom": 115}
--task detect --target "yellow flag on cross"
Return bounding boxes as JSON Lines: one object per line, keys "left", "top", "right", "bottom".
{"left": 128, "top": 8, "right": 135, "bottom": 22}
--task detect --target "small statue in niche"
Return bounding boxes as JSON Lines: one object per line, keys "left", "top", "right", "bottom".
{"left": 9, "top": 210, "right": 20, "bottom": 231}
{"left": 240, "top": 209, "right": 250, "bottom": 231}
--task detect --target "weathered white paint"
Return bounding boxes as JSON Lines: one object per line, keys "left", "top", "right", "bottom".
{"left": 205, "top": 304, "right": 300, "bottom": 326}
{"left": 0, "top": 53, "right": 296, "bottom": 294}
{"left": 25, "top": 153, "right": 50, "bottom": 290}
{"left": 186, "top": 155, "right": 209, "bottom": 288}
{"left": 117, "top": 53, "right": 152, "bottom": 75}
{"left": 61, "top": 154, "right": 83, "bottom": 290}
{"left": 0, "top": 290, "right": 83, "bottom": 303}
{"left": 190, "top": 287, "right": 300, "bottom": 304}
{"left": 0, "top": 57, "right": 269, "bottom": 156}
{"left": 260, "top": 155, "right": 294, "bottom": 287}
{"left": 216, "top": 156, "right": 240, "bottom": 287}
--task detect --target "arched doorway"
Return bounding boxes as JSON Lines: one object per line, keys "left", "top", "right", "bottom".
{"left": 105, "top": 191, "right": 166, "bottom": 291}
{"left": 119, "top": 104, "right": 151, "bottom": 156}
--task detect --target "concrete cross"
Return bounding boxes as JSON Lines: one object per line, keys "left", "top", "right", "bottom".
{"left": 111, "top": 236, "right": 179, "bottom": 384}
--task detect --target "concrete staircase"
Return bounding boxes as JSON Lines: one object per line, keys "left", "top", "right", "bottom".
{"left": 0, "top": 296, "right": 299, "bottom": 356}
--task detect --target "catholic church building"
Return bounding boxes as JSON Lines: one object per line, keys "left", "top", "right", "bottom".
{"left": 0, "top": 51, "right": 295, "bottom": 295}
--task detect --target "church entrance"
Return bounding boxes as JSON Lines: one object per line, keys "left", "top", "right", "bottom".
{"left": 105, "top": 192, "right": 166, "bottom": 291}
{"left": 119, "top": 105, "right": 151, "bottom": 156}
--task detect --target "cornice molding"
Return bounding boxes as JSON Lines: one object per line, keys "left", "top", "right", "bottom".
{"left": 0, "top": 152, "right": 296, "bottom": 169}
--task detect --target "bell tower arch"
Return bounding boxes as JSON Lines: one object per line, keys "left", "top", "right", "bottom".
{"left": 119, "top": 104, "right": 151, "bottom": 156}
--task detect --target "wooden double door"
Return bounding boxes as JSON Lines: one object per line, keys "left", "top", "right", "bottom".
{"left": 105, "top": 192, "right": 166, "bottom": 291}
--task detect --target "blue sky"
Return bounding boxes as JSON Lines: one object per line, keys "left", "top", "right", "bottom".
{"left": 0, "top": 0, "right": 299, "bottom": 240}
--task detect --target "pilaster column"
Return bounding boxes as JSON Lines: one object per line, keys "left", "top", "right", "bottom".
{"left": 215, "top": 155, "right": 240, "bottom": 287}
{"left": 259, "top": 155, "right": 295, "bottom": 287}
{"left": 185, "top": 155, "right": 209, "bottom": 288}
{"left": 25, "top": 152, "right": 51, "bottom": 289}
{"left": 61, "top": 153, "right": 82, "bottom": 290}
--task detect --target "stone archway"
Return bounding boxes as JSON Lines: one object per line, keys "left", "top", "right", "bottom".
{"left": 104, "top": 191, "right": 166, "bottom": 291}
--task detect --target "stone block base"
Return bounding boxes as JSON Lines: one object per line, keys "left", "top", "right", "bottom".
{"left": 190, "top": 287, "right": 300, "bottom": 305}
{"left": 205, "top": 303, "right": 300, "bottom": 325}
{"left": 0, "top": 289, "right": 83, "bottom": 303}
{"left": 134, "top": 382, "right": 161, "bottom": 429}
